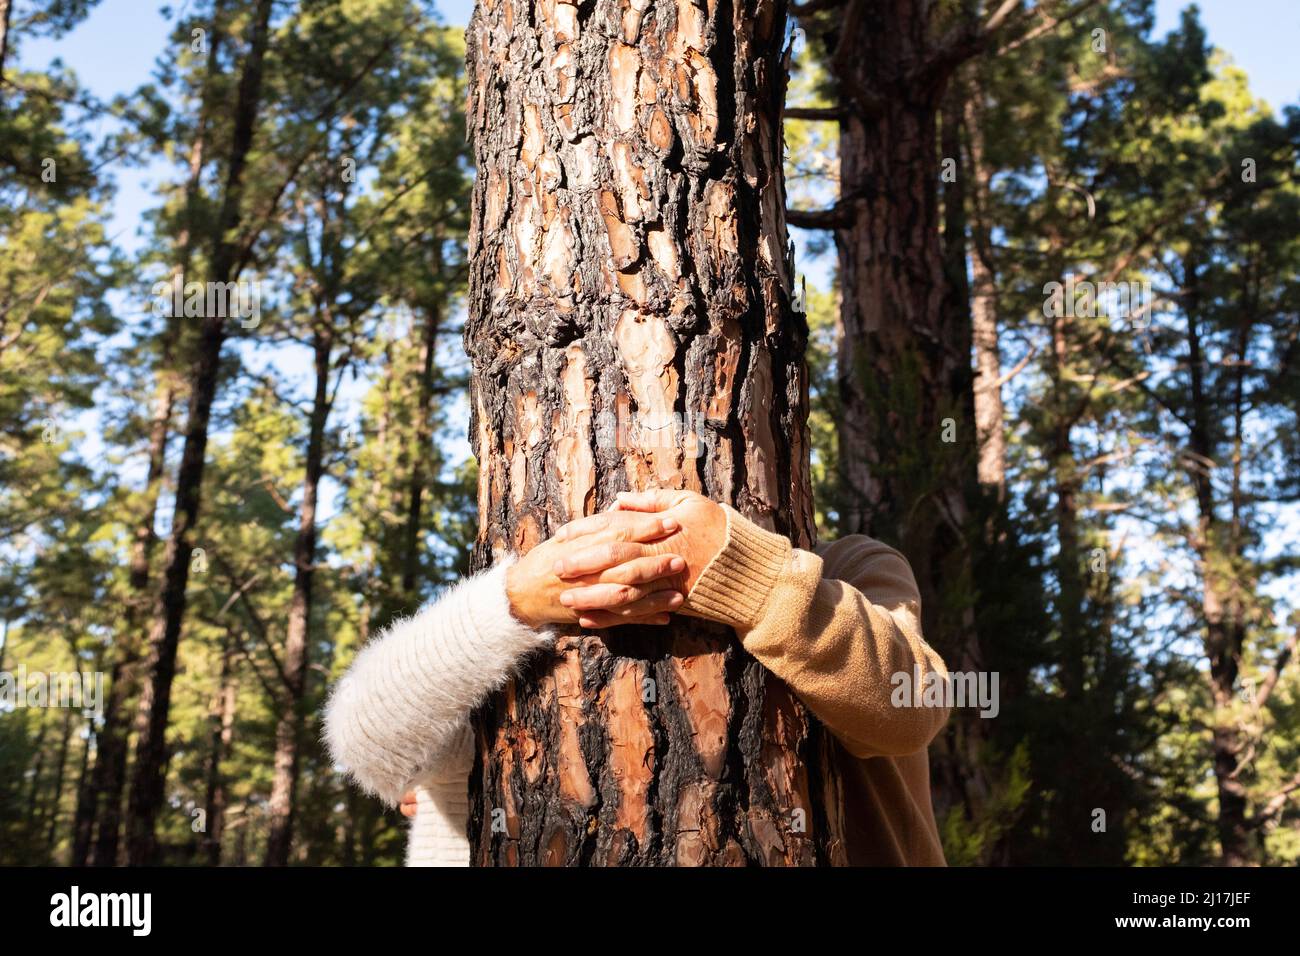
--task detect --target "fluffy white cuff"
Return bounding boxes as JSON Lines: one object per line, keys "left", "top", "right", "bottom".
{"left": 323, "top": 558, "right": 553, "bottom": 808}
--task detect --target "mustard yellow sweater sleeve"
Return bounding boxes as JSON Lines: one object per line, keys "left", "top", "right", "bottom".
{"left": 681, "top": 505, "right": 951, "bottom": 758}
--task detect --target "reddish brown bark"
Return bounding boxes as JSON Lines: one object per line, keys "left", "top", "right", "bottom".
{"left": 464, "top": 0, "right": 846, "bottom": 865}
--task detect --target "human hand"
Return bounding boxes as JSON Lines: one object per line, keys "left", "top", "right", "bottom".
{"left": 400, "top": 791, "right": 416, "bottom": 818}
{"left": 505, "top": 510, "right": 688, "bottom": 630}
{"left": 559, "top": 489, "right": 728, "bottom": 595}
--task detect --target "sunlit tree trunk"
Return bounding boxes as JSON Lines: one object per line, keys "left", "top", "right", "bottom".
{"left": 962, "top": 73, "right": 1005, "bottom": 496}
{"left": 463, "top": 0, "right": 849, "bottom": 866}
{"left": 91, "top": 5, "right": 228, "bottom": 868}
{"left": 126, "top": 0, "right": 275, "bottom": 865}
{"left": 203, "top": 635, "right": 238, "bottom": 865}
{"left": 265, "top": 326, "right": 332, "bottom": 865}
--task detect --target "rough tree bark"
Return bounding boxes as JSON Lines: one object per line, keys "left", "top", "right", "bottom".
{"left": 264, "top": 321, "right": 333, "bottom": 866}
{"left": 832, "top": 1, "right": 988, "bottom": 833}
{"left": 789, "top": 0, "right": 993, "bottom": 839}
{"left": 463, "top": 0, "right": 848, "bottom": 865}
{"left": 125, "top": 0, "right": 274, "bottom": 865}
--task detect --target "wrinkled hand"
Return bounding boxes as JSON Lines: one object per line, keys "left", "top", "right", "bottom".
{"left": 506, "top": 510, "right": 688, "bottom": 630}
{"left": 557, "top": 489, "right": 728, "bottom": 596}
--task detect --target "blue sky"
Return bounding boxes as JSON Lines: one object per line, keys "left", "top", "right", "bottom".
{"left": 18, "top": 0, "right": 1296, "bottom": 256}
{"left": 9, "top": 0, "right": 1295, "bottom": 623}
{"left": 13, "top": 0, "right": 1299, "bottom": 538}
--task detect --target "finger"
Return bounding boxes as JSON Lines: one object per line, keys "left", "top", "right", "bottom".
{"left": 579, "top": 592, "right": 683, "bottom": 627}
{"left": 579, "top": 611, "right": 673, "bottom": 629}
{"left": 562, "top": 585, "right": 685, "bottom": 613}
{"left": 617, "top": 589, "right": 686, "bottom": 617}
{"left": 578, "top": 597, "right": 679, "bottom": 628}
{"left": 553, "top": 510, "right": 678, "bottom": 544}
{"left": 559, "top": 581, "right": 660, "bottom": 611}
{"left": 612, "top": 489, "right": 687, "bottom": 512}
{"left": 583, "top": 553, "right": 686, "bottom": 586}
{"left": 554, "top": 540, "right": 666, "bottom": 579}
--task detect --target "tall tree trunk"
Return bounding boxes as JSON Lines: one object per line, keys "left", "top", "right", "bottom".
{"left": 69, "top": 717, "right": 97, "bottom": 865}
{"left": 1050, "top": 312, "right": 1085, "bottom": 701}
{"left": 962, "top": 72, "right": 1005, "bottom": 496}
{"left": 126, "top": 0, "right": 274, "bottom": 865}
{"left": 203, "top": 634, "right": 238, "bottom": 865}
{"left": 25, "top": 720, "right": 49, "bottom": 834}
{"left": 231, "top": 801, "right": 249, "bottom": 866}
{"left": 264, "top": 328, "right": 332, "bottom": 865}
{"left": 464, "top": 0, "right": 847, "bottom": 866}
{"left": 401, "top": 258, "right": 444, "bottom": 599}
{"left": 0, "top": 0, "right": 13, "bottom": 83}
{"left": 93, "top": 12, "right": 227, "bottom": 868}
{"left": 43, "top": 709, "right": 74, "bottom": 860}
{"left": 825, "top": 0, "right": 987, "bottom": 834}
{"left": 1180, "top": 254, "right": 1250, "bottom": 865}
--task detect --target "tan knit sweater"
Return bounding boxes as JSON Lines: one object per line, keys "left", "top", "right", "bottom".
{"left": 684, "top": 505, "right": 951, "bottom": 866}
{"left": 326, "top": 506, "right": 950, "bottom": 866}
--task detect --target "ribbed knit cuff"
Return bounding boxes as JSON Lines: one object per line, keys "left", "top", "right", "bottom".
{"left": 681, "top": 504, "right": 792, "bottom": 630}
{"left": 406, "top": 774, "right": 471, "bottom": 867}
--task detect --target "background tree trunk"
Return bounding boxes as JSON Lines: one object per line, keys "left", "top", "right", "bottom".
{"left": 68, "top": 719, "right": 97, "bottom": 865}
{"left": 203, "top": 636, "right": 238, "bottom": 866}
{"left": 0, "top": 0, "right": 13, "bottom": 82}
{"left": 463, "top": 0, "right": 848, "bottom": 866}
{"left": 92, "top": 5, "right": 227, "bottom": 868}
{"left": 819, "top": 0, "right": 989, "bottom": 836}
{"left": 126, "top": 0, "right": 275, "bottom": 865}
{"left": 264, "top": 328, "right": 332, "bottom": 865}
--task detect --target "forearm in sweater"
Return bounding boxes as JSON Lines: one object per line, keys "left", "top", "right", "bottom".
{"left": 322, "top": 559, "right": 554, "bottom": 807}
{"left": 682, "top": 505, "right": 951, "bottom": 758}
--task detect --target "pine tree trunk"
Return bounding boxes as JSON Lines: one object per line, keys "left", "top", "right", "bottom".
{"left": 43, "top": 709, "right": 73, "bottom": 859}
{"left": 264, "top": 329, "right": 331, "bottom": 865}
{"left": 961, "top": 74, "right": 1005, "bottom": 497}
{"left": 94, "top": 13, "right": 227, "bottom": 867}
{"left": 126, "top": 0, "right": 275, "bottom": 865}
{"left": 821, "top": 0, "right": 988, "bottom": 836}
{"left": 0, "top": 0, "right": 13, "bottom": 82}
{"left": 69, "top": 718, "right": 97, "bottom": 865}
{"left": 203, "top": 636, "right": 238, "bottom": 866}
{"left": 463, "top": 0, "right": 849, "bottom": 866}
{"left": 401, "top": 271, "right": 443, "bottom": 598}
{"left": 1180, "top": 256, "right": 1251, "bottom": 865}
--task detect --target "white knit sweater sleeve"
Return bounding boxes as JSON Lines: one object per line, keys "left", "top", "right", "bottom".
{"left": 322, "top": 559, "right": 553, "bottom": 865}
